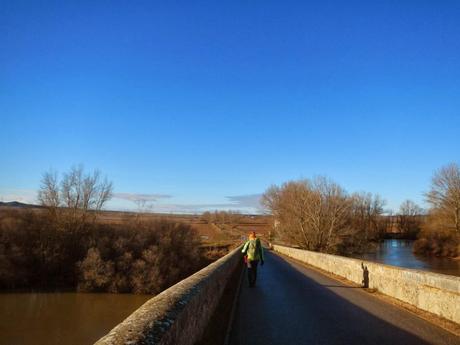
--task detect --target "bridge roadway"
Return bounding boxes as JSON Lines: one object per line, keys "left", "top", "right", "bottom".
{"left": 229, "top": 251, "right": 459, "bottom": 345}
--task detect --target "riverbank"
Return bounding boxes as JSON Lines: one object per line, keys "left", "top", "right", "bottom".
{"left": 413, "top": 230, "right": 459, "bottom": 259}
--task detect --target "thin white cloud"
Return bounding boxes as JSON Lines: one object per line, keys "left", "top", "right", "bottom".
{"left": 113, "top": 193, "right": 172, "bottom": 202}
{"left": 141, "top": 194, "right": 264, "bottom": 214}
{"left": 225, "top": 194, "right": 262, "bottom": 209}
{"left": 0, "top": 188, "right": 263, "bottom": 214}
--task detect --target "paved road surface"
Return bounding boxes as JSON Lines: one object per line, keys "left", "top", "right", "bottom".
{"left": 229, "top": 251, "right": 459, "bottom": 345}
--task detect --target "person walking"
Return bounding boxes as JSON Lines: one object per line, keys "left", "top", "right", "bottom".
{"left": 242, "top": 231, "right": 265, "bottom": 287}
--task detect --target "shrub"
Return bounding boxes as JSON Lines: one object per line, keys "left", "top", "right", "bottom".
{"left": 0, "top": 210, "right": 210, "bottom": 293}
{"left": 77, "top": 248, "right": 114, "bottom": 292}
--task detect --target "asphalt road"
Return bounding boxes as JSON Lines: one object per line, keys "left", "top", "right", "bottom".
{"left": 229, "top": 251, "right": 460, "bottom": 345}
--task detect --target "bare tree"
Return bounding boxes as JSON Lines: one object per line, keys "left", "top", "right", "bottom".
{"left": 262, "top": 177, "right": 389, "bottom": 254}
{"left": 262, "top": 177, "right": 352, "bottom": 253}
{"left": 200, "top": 211, "right": 214, "bottom": 223}
{"left": 200, "top": 210, "right": 243, "bottom": 227}
{"left": 262, "top": 180, "right": 311, "bottom": 247}
{"left": 38, "top": 165, "right": 113, "bottom": 226}
{"left": 349, "top": 192, "right": 386, "bottom": 244}
{"left": 38, "top": 171, "right": 60, "bottom": 208}
{"left": 425, "top": 163, "right": 460, "bottom": 233}
{"left": 397, "top": 200, "right": 424, "bottom": 238}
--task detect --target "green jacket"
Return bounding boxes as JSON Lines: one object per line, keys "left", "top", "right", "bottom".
{"left": 242, "top": 238, "right": 265, "bottom": 261}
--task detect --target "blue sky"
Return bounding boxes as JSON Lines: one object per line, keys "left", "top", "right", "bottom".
{"left": 1, "top": 1, "right": 459, "bottom": 213}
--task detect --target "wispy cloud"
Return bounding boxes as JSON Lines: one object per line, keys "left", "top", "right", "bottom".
{"left": 113, "top": 193, "right": 172, "bottom": 202}
{"left": 138, "top": 194, "right": 264, "bottom": 214}
{"left": 0, "top": 188, "right": 263, "bottom": 214}
{"left": 130, "top": 203, "right": 232, "bottom": 214}
{"left": 225, "top": 194, "right": 262, "bottom": 209}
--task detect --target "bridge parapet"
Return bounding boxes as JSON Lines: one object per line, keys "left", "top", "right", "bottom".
{"left": 94, "top": 246, "right": 242, "bottom": 345}
{"left": 274, "top": 244, "right": 460, "bottom": 324}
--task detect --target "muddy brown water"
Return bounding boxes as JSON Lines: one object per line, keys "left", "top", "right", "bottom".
{"left": 0, "top": 292, "right": 151, "bottom": 345}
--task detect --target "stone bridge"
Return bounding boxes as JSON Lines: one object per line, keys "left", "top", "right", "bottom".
{"left": 94, "top": 245, "right": 460, "bottom": 345}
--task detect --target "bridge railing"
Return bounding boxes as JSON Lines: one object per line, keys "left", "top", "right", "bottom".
{"left": 274, "top": 244, "right": 460, "bottom": 325}
{"left": 94, "top": 245, "right": 242, "bottom": 345}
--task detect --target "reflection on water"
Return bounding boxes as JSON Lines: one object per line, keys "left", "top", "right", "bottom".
{"left": 0, "top": 292, "right": 151, "bottom": 345}
{"left": 358, "top": 239, "right": 460, "bottom": 277}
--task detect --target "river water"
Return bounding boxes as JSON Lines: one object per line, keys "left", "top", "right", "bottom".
{"left": 0, "top": 292, "right": 151, "bottom": 345}
{"left": 357, "top": 239, "right": 460, "bottom": 277}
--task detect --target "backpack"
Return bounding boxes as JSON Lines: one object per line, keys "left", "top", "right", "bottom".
{"left": 246, "top": 239, "right": 260, "bottom": 261}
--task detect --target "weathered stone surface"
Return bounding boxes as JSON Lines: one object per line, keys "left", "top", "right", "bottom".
{"left": 94, "top": 246, "right": 242, "bottom": 345}
{"left": 273, "top": 245, "right": 460, "bottom": 324}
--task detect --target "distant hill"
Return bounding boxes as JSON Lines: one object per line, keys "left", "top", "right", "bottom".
{"left": 0, "top": 201, "right": 42, "bottom": 208}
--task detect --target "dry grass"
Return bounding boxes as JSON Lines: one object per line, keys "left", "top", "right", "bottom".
{"left": 93, "top": 209, "right": 272, "bottom": 243}
{"left": 0, "top": 206, "right": 273, "bottom": 244}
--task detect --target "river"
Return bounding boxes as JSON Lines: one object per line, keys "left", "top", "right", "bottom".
{"left": 0, "top": 292, "right": 151, "bottom": 345}
{"left": 357, "top": 239, "right": 460, "bottom": 277}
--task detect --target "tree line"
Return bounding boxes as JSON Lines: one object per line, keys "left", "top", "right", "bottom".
{"left": 200, "top": 210, "right": 243, "bottom": 225}
{"left": 1, "top": 161, "right": 458, "bottom": 293}
{"left": 0, "top": 166, "right": 215, "bottom": 293}
{"left": 262, "top": 176, "right": 387, "bottom": 254}
{"left": 262, "top": 163, "right": 459, "bottom": 258}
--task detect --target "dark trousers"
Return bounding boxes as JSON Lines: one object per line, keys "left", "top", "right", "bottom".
{"left": 247, "top": 260, "right": 259, "bottom": 287}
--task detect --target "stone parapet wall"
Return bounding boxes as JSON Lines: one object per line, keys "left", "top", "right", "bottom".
{"left": 95, "top": 246, "right": 242, "bottom": 345}
{"left": 273, "top": 245, "right": 460, "bottom": 324}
